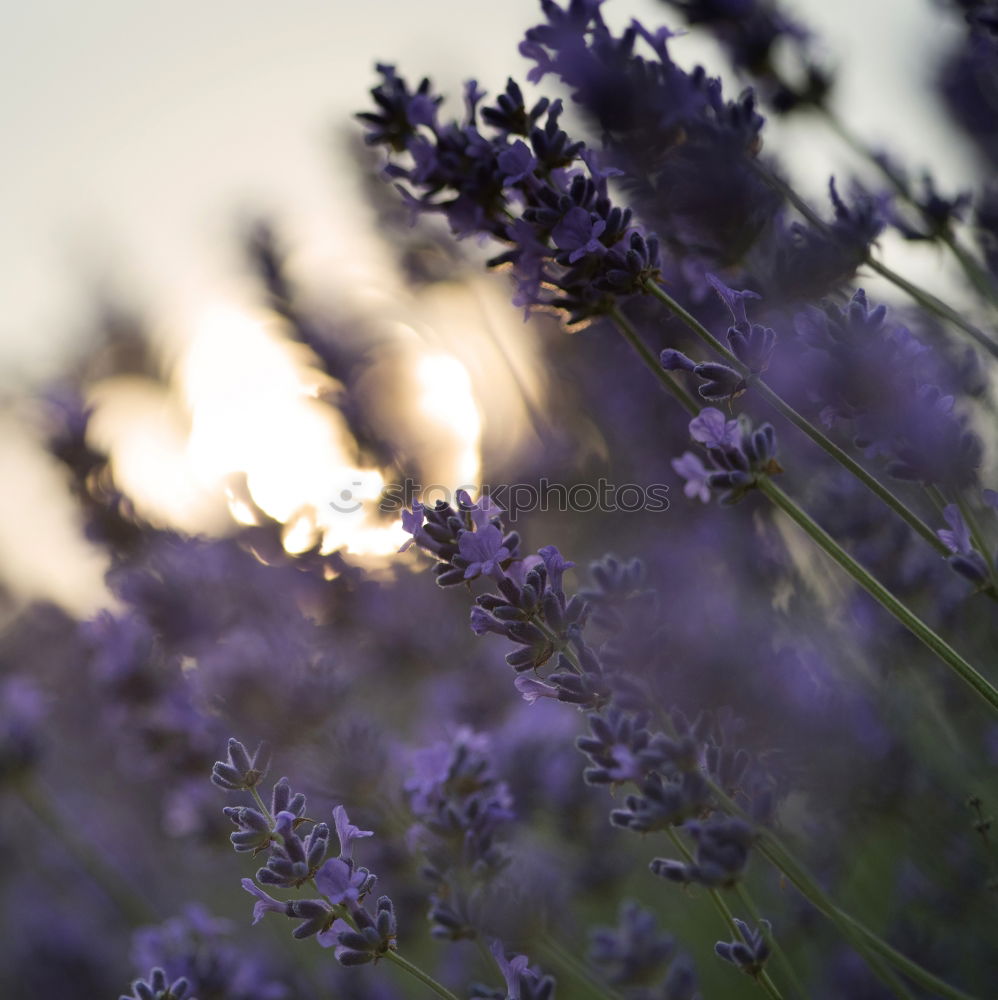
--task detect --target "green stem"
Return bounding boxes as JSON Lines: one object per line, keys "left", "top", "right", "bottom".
{"left": 750, "top": 160, "right": 998, "bottom": 360}
{"left": 692, "top": 776, "right": 972, "bottom": 999}
{"left": 732, "top": 883, "right": 809, "bottom": 1000}
{"left": 752, "top": 828, "right": 973, "bottom": 1000}
{"left": 14, "top": 778, "right": 157, "bottom": 925}
{"left": 757, "top": 476, "right": 998, "bottom": 713}
{"left": 609, "top": 306, "right": 700, "bottom": 415}
{"left": 384, "top": 950, "right": 462, "bottom": 1000}
{"left": 250, "top": 784, "right": 275, "bottom": 825}
{"left": 642, "top": 283, "right": 947, "bottom": 556}
{"left": 538, "top": 935, "right": 622, "bottom": 1000}
{"left": 652, "top": 706, "right": 962, "bottom": 999}
{"left": 666, "top": 829, "right": 784, "bottom": 1000}
{"left": 609, "top": 296, "right": 998, "bottom": 706}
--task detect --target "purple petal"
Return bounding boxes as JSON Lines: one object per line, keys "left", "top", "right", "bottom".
{"left": 689, "top": 408, "right": 740, "bottom": 449}
{"left": 332, "top": 805, "right": 373, "bottom": 861}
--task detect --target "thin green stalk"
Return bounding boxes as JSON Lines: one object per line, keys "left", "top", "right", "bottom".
{"left": 752, "top": 828, "right": 973, "bottom": 1000}
{"left": 732, "top": 883, "right": 809, "bottom": 1000}
{"left": 250, "top": 784, "right": 275, "bottom": 824}
{"left": 526, "top": 412, "right": 983, "bottom": 994}
{"left": 599, "top": 310, "right": 988, "bottom": 991}
{"left": 609, "top": 299, "right": 998, "bottom": 709}
{"left": 666, "top": 828, "right": 784, "bottom": 1000}
{"left": 642, "top": 283, "right": 948, "bottom": 556}
{"left": 384, "top": 950, "right": 462, "bottom": 1000}
{"left": 924, "top": 484, "right": 948, "bottom": 516}
{"left": 538, "top": 935, "right": 623, "bottom": 1000}
{"left": 694, "top": 778, "right": 974, "bottom": 1000}
{"left": 757, "top": 476, "right": 998, "bottom": 713}
{"left": 244, "top": 789, "right": 459, "bottom": 1000}
{"left": 570, "top": 658, "right": 967, "bottom": 996}
{"left": 749, "top": 160, "right": 998, "bottom": 359}
{"left": 15, "top": 778, "right": 157, "bottom": 925}
{"left": 609, "top": 306, "right": 700, "bottom": 415}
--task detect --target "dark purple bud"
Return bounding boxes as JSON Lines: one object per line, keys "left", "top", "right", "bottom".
{"left": 661, "top": 349, "right": 698, "bottom": 372}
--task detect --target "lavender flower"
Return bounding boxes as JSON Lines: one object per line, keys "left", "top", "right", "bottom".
{"left": 589, "top": 901, "right": 698, "bottom": 994}
{"left": 793, "top": 289, "right": 982, "bottom": 487}
{"left": 937, "top": 504, "right": 991, "bottom": 587}
{"left": 714, "top": 918, "right": 773, "bottom": 978}
{"left": 211, "top": 741, "right": 390, "bottom": 969}
{"left": 659, "top": 0, "right": 830, "bottom": 113}
{"left": 360, "top": 64, "right": 661, "bottom": 326}
{"left": 521, "top": 0, "right": 781, "bottom": 266}
{"left": 673, "top": 407, "right": 780, "bottom": 504}
{"left": 131, "top": 906, "right": 290, "bottom": 1000}
{"left": 650, "top": 816, "right": 756, "bottom": 887}
{"left": 0, "top": 676, "right": 45, "bottom": 783}
{"left": 404, "top": 728, "right": 514, "bottom": 940}
{"left": 470, "top": 940, "right": 556, "bottom": 1000}
{"left": 119, "top": 968, "right": 195, "bottom": 1000}
{"left": 211, "top": 739, "right": 271, "bottom": 792}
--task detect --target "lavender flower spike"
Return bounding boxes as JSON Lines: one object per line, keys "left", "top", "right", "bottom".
{"left": 119, "top": 967, "right": 196, "bottom": 1000}
{"left": 211, "top": 739, "right": 270, "bottom": 791}
{"left": 715, "top": 919, "right": 773, "bottom": 979}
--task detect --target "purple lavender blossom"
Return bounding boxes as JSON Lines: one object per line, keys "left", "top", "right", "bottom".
{"left": 714, "top": 918, "right": 772, "bottom": 978}
{"left": 458, "top": 524, "right": 512, "bottom": 580}
{"left": 131, "top": 905, "right": 290, "bottom": 1000}
{"left": 672, "top": 451, "right": 712, "bottom": 503}
{"left": 119, "top": 968, "right": 195, "bottom": 1000}
{"left": 333, "top": 805, "right": 374, "bottom": 860}
{"left": 937, "top": 505, "right": 992, "bottom": 587}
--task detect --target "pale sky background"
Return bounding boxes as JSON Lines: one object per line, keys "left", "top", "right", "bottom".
{"left": 0, "top": 0, "right": 978, "bottom": 382}
{"left": 0, "top": 0, "right": 985, "bottom": 612}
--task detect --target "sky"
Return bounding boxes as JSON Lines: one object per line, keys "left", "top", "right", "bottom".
{"left": 0, "top": 0, "right": 977, "bottom": 383}
{"left": 0, "top": 0, "right": 984, "bottom": 612}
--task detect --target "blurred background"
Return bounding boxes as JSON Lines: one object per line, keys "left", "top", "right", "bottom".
{"left": 2, "top": 1, "right": 997, "bottom": 998}
{"left": 0, "top": 0, "right": 983, "bottom": 613}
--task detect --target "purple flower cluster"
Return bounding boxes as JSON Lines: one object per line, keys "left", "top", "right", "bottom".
{"left": 211, "top": 740, "right": 397, "bottom": 967}
{"left": 794, "top": 290, "right": 983, "bottom": 487}
{"left": 404, "top": 727, "right": 514, "bottom": 940}
{"left": 360, "top": 65, "right": 661, "bottom": 326}
{"left": 400, "top": 492, "right": 776, "bottom": 922}
{"left": 590, "top": 901, "right": 698, "bottom": 999}
{"left": 9, "top": 2, "right": 998, "bottom": 1000}
{"left": 672, "top": 408, "right": 779, "bottom": 505}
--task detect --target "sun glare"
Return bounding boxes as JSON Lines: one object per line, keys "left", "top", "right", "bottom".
{"left": 87, "top": 277, "right": 541, "bottom": 565}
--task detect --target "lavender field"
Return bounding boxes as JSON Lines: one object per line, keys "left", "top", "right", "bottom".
{"left": 2, "top": 2, "right": 998, "bottom": 998}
